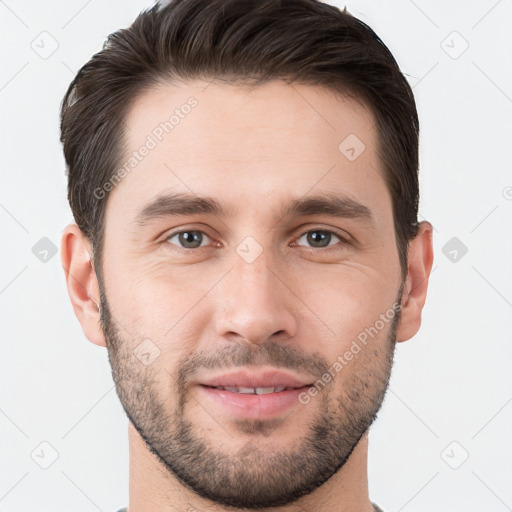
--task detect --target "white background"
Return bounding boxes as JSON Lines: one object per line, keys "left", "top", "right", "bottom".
{"left": 0, "top": 1, "right": 511, "bottom": 511}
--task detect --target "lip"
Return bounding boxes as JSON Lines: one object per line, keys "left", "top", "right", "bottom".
{"left": 194, "top": 368, "right": 315, "bottom": 420}
{"left": 198, "top": 385, "right": 312, "bottom": 419}
{"left": 196, "top": 369, "right": 315, "bottom": 389}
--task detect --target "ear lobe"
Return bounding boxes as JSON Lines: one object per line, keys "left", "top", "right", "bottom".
{"left": 61, "top": 224, "right": 107, "bottom": 347}
{"left": 396, "top": 221, "right": 434, "bottom": 343}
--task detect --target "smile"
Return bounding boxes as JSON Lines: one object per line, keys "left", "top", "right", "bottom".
{"left": 203, "top": 385, "right": 299, "bottom": 394}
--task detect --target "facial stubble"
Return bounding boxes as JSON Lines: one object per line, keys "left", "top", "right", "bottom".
{"left": 99, "top": 276, "right": 400, "bottom": 509}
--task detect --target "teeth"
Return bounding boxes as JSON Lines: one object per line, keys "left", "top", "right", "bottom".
{"left": 216, "top": 386, "right": 290, "bottom": 394}
{"left": 232, "top": 386, "right": 255, "bottom": 394}
{"left": 255, "top": 387, "right": 275, "bottom": 395}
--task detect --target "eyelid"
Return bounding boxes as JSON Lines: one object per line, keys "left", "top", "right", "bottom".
{"left": 164, "top": 227, "right": 215, "bottom": 249}
{"left": 291, "top": 226, "right": 352, "bottom": 249}
{"left": 161, "top": 225, "right": 352, "bottom": 251}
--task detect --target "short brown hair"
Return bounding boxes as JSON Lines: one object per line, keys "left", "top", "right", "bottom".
{"left": 60, "top": 0, "right": 420, "bottom": 277}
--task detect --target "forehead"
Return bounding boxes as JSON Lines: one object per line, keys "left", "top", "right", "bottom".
{"left": 107, "top": 79, "right": 389, "bottom": 223}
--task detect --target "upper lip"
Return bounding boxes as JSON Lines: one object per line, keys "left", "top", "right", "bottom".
{"left": 197, "top": 369, "right": 315, "bottom": 389}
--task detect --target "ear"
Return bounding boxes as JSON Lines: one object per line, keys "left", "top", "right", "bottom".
{"left": 396, "top": 221, "right": 434, "bottom": 343}
{"left": 60, "top": 223, "right": 107, "bottom": 347}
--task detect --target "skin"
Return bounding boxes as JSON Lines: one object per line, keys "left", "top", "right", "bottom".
{"left": 61, "top": 79, "right": 433, "bottom": 512}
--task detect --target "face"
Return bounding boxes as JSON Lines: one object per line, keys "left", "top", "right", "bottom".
{"left": 97, "top": 80, "right": 404, "bottom": 508}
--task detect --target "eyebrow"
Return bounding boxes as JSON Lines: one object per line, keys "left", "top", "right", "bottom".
{"left": 133, "top": 192, "right": 375, "bottom": 227}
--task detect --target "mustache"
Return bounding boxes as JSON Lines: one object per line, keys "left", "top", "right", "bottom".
{"left": 177, "top": 342, "right": 330, "bottom": 385}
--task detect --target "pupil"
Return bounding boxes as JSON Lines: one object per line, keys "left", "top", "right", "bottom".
{"left": 307, "top": 231, "right": 330, "bottom": 247}
{"left": 180, "top": 231, "right": 202, "bottom": 248}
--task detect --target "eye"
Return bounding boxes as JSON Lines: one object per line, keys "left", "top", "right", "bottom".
{"left": 294, "top": 229, "right": 346, "bottom": 249}
{"left": 162, "top": 227, "right": 348, "bottom": 252}
{"left": 165, "top": 229, "right": 212, "bottom": 249}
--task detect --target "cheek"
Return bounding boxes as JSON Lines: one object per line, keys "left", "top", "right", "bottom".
{"left": 107, "top": 256, "right": 180, "bottom": 308}
{"left": 294, "top": 264, "right": 398, "bottom": 355}
{"left": 103, "top": 260, "right": 216, "bottom": 358}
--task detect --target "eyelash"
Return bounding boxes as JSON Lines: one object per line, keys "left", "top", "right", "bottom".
{"left": 163, "top": 227, "right": 350, "bottom": 253}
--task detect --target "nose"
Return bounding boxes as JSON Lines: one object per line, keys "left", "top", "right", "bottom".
{"left": 214, "top": 249, "right": 298, "bottom": 346}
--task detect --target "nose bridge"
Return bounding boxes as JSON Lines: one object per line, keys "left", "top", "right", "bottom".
{"left": 214, "top": 239, "right": 297, "bottom": 345}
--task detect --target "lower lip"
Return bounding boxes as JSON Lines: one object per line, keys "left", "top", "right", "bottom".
{"left": 197, "top": 385, "right": 311, "bottom": 419}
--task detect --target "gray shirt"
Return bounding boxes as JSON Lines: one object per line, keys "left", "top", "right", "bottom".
{"left": 116, "top": 503, "right": 385, "bottom": 511}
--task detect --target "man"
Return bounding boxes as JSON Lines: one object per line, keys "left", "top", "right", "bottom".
{"left": 60, "top": 0, "right": 433, "bottom": 510}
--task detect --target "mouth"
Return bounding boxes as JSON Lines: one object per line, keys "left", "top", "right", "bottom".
{"left": 194, "top": 368, "right": 316, "bottom": 420}
{"left": 197, "top": 383, "right": 313, "bottom": 420}
{"left": 201, "top": 385, "right": 306, "bottom": 395}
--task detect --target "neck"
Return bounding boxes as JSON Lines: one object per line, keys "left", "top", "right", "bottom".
{"left": 126, "top": 422, "right": 375, "bottom": 512}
